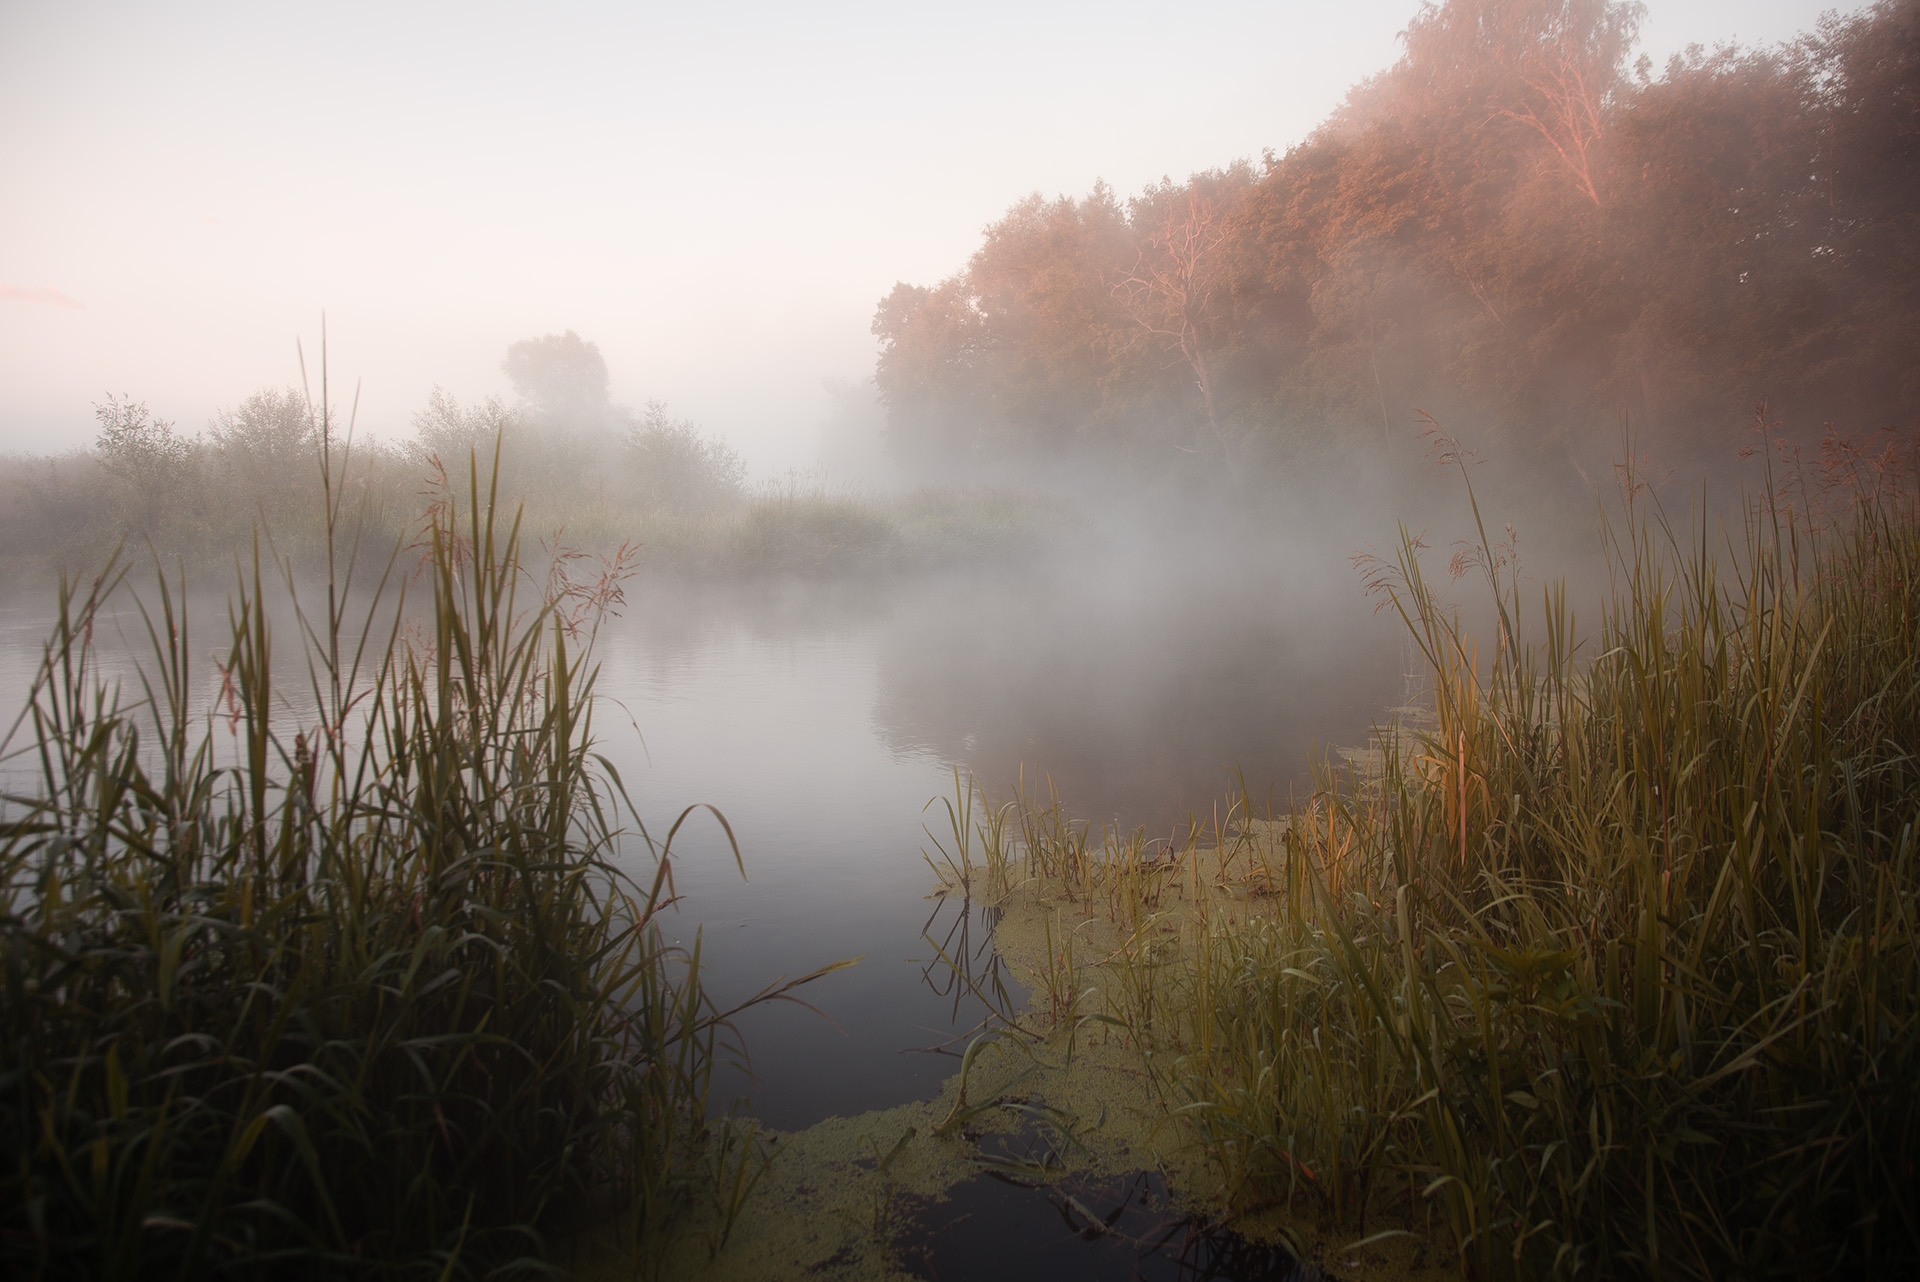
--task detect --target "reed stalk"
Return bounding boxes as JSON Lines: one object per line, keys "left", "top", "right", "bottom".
{"left": 942, "top": 429, "right": 1920, "bottom": 1277}
{"left": 0, "top": 419, "right": 801, "bottom": 1277}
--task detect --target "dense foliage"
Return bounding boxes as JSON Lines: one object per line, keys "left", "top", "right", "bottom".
{"left": 873, "top": 0, "right": 1920, "bottom": 485}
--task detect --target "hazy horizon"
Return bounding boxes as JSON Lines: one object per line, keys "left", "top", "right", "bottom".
{"left": 1, "top": 0, "right": 1846, "bottom": 477}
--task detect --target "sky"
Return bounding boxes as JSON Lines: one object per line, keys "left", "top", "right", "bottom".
{"left": 0, "top": 0, "right": 1854, "bottom": 473}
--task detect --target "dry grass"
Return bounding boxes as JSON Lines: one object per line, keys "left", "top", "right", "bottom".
{"left": 945, "top": 426, "right": 1920, "bottom": 1277}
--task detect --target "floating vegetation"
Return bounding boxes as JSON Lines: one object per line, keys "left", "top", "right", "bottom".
{"left": 570, "top": 784, "right": 1439, "bottom": 1282}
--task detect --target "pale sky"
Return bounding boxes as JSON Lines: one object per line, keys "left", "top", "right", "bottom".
{"left": 0, "top": 0, "right": 1851, "bottom": 472}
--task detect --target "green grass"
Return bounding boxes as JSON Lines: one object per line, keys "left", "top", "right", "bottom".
{"left": 0, "top": 428, "right": 840, "bottom": 1278}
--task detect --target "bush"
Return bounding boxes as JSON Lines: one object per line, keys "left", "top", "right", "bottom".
{"left": 626, "top": 401, "right": 747, "bottom": 514}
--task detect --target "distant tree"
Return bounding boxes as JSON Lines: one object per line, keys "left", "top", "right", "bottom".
{"left": 210, "top": 388, "right": 316, "bottom": 510}
{"left": 624, "top": 401, "right": 746, "bottom": 511}
{"left": 94, "top": 394, "right": 196, "bottom": 532}
{"left": 502, "top": 330, "right": 611, "bottom": 424}
{"left": 1204, "top": 149, "right": 1332, "bottom": 455}
{"left": 966, "top": 187, "right": 1133, "bottom": 449}
{"left": 407, "top": 383, "right": 626, "bottom": 530}
{"left": 867, "top": 0, "right": 1914, "bottom": 483}
{"left": 412, "top": 386, "right": 517, "bottom": 465}
{"left": 210, "top": 387, "right": 313, "bottom": 457}
{"left": 816, "top": 377, "right": 895, "bottom": 483}
{"left": 1806, "top": 0, "right": 1920, "bottom": 418}
{"left": 871, "top": 280, "right": 990, "bottom": 462}
{"left": 1400, "top": 0, "right": 1646, "bottom": 205}
{"left": 95, "top": 394, "right": 191, "bottom": 480}
{"left": 1115, "top": 168, "right": 1252, "bottom": 455}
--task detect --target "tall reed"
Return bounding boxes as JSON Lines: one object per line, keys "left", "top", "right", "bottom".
{"left": 1159, "top": 433, "right": 1920, "bottom": 1277}
{"left": 954, "top": 430, "right": 1920, "bottom": 1278}
{"left": 0, "top": 427, "right": 768, "bottom": 1277}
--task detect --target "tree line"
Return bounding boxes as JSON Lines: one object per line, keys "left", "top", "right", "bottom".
{"left": 0, "top": 331, "right": 1057, "bottom": 583}
{"left": 0, "top": 331, "right": 750, "bottom": 576}
{"left": 872, "top": 0, "right": 1919, "bottom": 488}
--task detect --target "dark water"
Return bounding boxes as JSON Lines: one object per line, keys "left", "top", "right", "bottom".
{"left": 900, "top": 1168, "right": 1323, "bottom": 1281}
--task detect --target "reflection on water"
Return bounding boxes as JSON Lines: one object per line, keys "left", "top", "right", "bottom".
{"left": 0, "top": 594, "right": 332, "bottom": 804}
{"left": 899, "top": 1165, "right": 1323, "bottom": 1282}
{"left": 871, "top": 554, "right": 1400, "bottom": 833}
{"left": 0, "top": 548, "right": 1399, "bottom": 1136}
{"left": 569, "top": 552, "right": 1399, "bottom": 1129}
{"left": 917, "top": 897, "right": 1026, "bottom": 1037}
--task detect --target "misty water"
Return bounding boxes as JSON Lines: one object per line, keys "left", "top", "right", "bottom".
{"left": 0, "top": 534, "right": 1404, "bottom": 1137}
{"left": 525, "top": 536, "right": 1406, "bottom": 1132}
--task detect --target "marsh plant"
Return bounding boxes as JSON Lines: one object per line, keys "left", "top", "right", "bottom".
{"left": 956, "top": 425, "right": 1920, "bottom": 1278}
{"left": 0, "top": 407, "right": 806, "bottom": 1277}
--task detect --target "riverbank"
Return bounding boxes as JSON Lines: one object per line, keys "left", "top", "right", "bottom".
{"left": 0, "top": 473, "right": 850, "bottom": 1279}
{"left": 590, "top": 432, "right": 1920, "bottom": 1280}
{"left": 8, "top": 425, "right": 1913, "bottom": 1278}
{"left": 571, "top": 801, "right": 1450, "bottom": 1280}
{"left": 0, "top": 435, "right": 1071, "bottom": 589}
{"left": 977, "top": 442, "right": 1920, "bottom": 1278}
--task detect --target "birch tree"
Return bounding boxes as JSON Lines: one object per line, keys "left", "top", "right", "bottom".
{"left": 1114, "top": 167, "right": 1251, "bottom": 455}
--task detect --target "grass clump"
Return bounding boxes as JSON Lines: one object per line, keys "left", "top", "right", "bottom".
{"left": 951, "top": 426, "right": 1920, "bottom": 1278}
{"left": 0, "top": 431, "right": 775, "bottom": 1278}
{"left": 1163, "top": 430, "right": 1920, "bottom": 1277}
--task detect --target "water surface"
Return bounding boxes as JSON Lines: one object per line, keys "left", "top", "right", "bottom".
{"left": 582, "top": 550, "right": 1403, "bottom": 1130}
{"left": 0, "top": 543, "right": 1403, "bottom": 1137}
